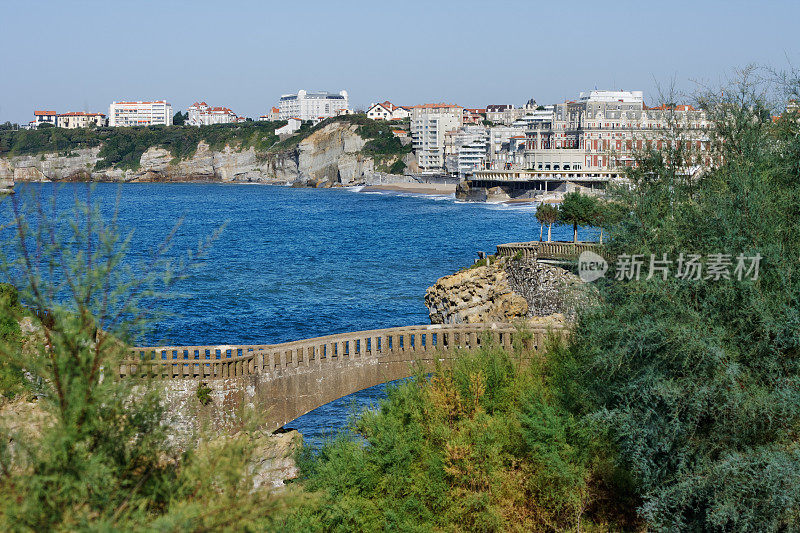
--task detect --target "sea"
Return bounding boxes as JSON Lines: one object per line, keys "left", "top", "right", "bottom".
{"left": 5, "top": 183, "right": 596, "bottom": 445}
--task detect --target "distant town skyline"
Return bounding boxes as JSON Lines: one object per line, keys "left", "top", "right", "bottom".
{"left": 1, "top": 0, "right": 798, "bottom": 124}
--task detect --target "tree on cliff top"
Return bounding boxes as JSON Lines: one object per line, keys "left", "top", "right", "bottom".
{"left": 558, "top": 192, "right": 599, "bottom": 243}
{"left": 172, "top": 111, "right": 188, "bottom": 125}
{"left": 535, "top": 202, "right": 559, "bottom": 242}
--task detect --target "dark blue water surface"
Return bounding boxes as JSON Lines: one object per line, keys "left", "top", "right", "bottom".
{"left": 5, "top": 183, "right": 595, "bottom": 443}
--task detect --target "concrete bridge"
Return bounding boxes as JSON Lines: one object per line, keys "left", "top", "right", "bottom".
{"left": 121, "top": 322, "right": 566, "bottom": 431}
{"left": 496, "top": 241, "right": 602, "bottom": 262}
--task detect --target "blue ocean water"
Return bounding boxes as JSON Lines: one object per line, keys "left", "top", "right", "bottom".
{"left": 5, "top": 183, "right": 595, "bottom": 443}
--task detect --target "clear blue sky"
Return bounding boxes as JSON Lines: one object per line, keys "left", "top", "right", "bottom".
{"left": 1, "top": 0, "right": 798, "bottom": 124}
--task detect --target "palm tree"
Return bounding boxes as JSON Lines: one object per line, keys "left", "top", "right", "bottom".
{"left": 535, "top": 203, "right": 560, "bottom": 242}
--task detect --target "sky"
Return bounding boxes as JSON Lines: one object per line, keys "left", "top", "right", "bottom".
{"left": 1, "top": 0, "right": 798, "bottom": 124}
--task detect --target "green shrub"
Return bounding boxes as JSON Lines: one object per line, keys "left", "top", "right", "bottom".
{"left": 0, "top": 283, "right": 25, "bottom": 399}
{"left": 196, "top": 381, "right": 212, "bottom": 405}
{"left": 285, "top": 342, "right": 636, "bottom": 531}
{"left": 389, "top": 159, "right": 406, "bottom": 174}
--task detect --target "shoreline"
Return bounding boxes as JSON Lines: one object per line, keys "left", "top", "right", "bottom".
{"left": 360, "top": 182, "right": 456, "bottom": 196}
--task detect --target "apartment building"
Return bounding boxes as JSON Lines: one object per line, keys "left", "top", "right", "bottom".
{"left": 277, "top": 90, "right": 349, "bottom": 121}
{"left": 187, "top": 102, "right": 238, "bottom": 126}
{"left": 109, "top": 101, "right": 173, "bottom": 127}
{"left": 57, "top": 112, "right": 107, "bottom": 128}
{"left": 410, "top": 104, "right": 463, "bottom": 173}
{"left": 524, "top": 90, "right": 710, "bottom": 172}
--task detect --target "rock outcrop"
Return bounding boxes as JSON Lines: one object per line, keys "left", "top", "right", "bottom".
{"left": 425, "top": 258, "right": 529, "bottom": 325}
{"left": 425, "top": 256, "right": 588, "bottom": 325}
{"left": 0, "top": 121, "right": 413, "bottom": 188}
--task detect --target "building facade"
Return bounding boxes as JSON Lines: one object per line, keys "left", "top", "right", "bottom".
{"left": 187, "top": 102, "right": 238, "bottom": 126}
{"left": 524, "top": 90, "right": 710, "bottom": 172}
{"left": 109, "top": 101, "right": 173, "bottom": 127}
{"left": 32, "top": 110, "right": 58, "bottom": 128}
{"left": 275, "top": 117, "right": 302, "bottom": 136}
{"left": 57, "top": 112, "right": 107, "bottom": 128}
{"left": 410, "top": 104, "right": 463, "bottom": 173}
{"left": 277, "top": 90, "right": 349, "bottom": 121}
{"left": 366, "top": 101, "right": 410, "bottom": 120}
{"left": 486, "top": 103, "right": 537, "bottom": 125}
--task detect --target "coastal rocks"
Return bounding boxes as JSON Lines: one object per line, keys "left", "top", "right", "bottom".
{"left": 0, "top": 160, "right": 14, "bottom": 193}
{"left": 455, "top": 182, "right": 513, "bottom": 203}
{"left": 425, "top": 258, "right": 529, "bottom": 325}
{"left": 425, "top": 256, "right": 588, "bottom": 325}
{"left": 249, "top": 430, "right": 302, "bottom": 490}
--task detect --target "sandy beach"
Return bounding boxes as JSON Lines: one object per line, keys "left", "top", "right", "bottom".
{"left": 360, "top": 182, "right": 456, "bottom": 196}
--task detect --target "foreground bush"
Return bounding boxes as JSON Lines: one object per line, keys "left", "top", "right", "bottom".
{"left": 281, "top": 342, "right": 638, "bottom": 532}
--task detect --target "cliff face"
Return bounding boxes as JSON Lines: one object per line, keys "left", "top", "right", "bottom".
{"left": 0, "top": 122, "right": 412, "bottom": 187}
{"left": 424, "top": 257, "right": 587, "bottom": 325}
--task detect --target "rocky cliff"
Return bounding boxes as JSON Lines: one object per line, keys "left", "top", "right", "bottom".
{"left": 424, "top": 256, "right": 588, "bottom": 325}
{"left": 0, "top": 122, "right": 414, "bottom": 187}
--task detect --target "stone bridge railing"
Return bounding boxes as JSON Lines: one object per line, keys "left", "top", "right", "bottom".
{"left": 120, "top": 322, "right": 568, "bottom": 430}
{"left": 120, "top": 322, "right": 564, "bottom": 380}
{"left": 496, "top": 241, "right": 602, "bottom": 262}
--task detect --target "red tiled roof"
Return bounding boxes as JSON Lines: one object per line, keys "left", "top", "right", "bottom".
{"left": 34, "top": 110, "right": 57, "bottom": 115}
{"left": 272, "top": 107, "right": 279, "bottom": 113}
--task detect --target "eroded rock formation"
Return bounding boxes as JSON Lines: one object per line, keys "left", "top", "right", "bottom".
{"left": 424, "top": 256, "right": 589, "bottom": 325}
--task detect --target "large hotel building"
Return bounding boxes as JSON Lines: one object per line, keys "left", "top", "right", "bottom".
{"left": 523, "top": 90, "right": 710, "bottom": 173}
{"left": 277, "top": 90, "right": 349, "bottom": 121}
{"left": 108, "top": 100, "right": 173, "bottom": 127}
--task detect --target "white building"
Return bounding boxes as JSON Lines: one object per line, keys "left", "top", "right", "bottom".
{"left": 410, "top": 104, "right": 463, "bottom": 174}
{"left": 366, "top": 101, "right": 410, "bottom": 121}
{"left": 187, "top": 101, "right": 238, "bottom": 126}
{"left": 275, "top": 117, "right": 302, "bottom": 136}
{"left": 57, "top": 112, "right": 107, "bottom": 129}
{"left": 109, "top": 100, "right": 173, "bottom": 127}
{"left": 277, "top": 90, "right": 349, "bottom": 121}
{"left": 32, "top": 110, "right": 58, "bottom": 128}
